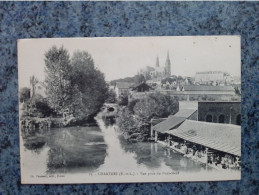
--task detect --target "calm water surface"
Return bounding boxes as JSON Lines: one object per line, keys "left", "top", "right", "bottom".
{"left": 21, "top": 116, "right": 211, "bottom": 175}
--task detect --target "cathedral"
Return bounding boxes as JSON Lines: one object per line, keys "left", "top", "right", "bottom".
{"left": 139, "top": 51, "right": 171, "bottom": 80}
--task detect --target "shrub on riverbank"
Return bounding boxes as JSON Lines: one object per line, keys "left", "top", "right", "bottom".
{"left": 117, "top": 92, "right": 179, "bottom": 141}
{"left": 21, "top": 95, "right": 57, "bottom": 118}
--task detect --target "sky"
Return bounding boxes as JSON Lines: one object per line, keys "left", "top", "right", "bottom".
{"left": 18, "top": 36, "right": 241, "bottom": 88}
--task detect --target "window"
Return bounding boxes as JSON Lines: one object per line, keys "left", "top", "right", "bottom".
{"left": 206, "top": 115, "right": 212, "bottom": 122}
{"left": 236, "top": 114, "right": 241, "bottom": 125}
{"left": 218, "top": 114, "right": 225, "bottom": 123}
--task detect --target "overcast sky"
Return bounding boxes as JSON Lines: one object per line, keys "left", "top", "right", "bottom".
{"left": 18, "top": 36, "right": 241, "bottom": 88}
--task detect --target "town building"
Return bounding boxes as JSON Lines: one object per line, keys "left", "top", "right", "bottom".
{"left": 158, "top": 85, "right": 236, "bottom": 101}
{"left": 151, "top": 116, "right": 186, "bottom": 141}
{"left": 151, "top": 107, "right": 198, "bottom": 140}
{"left": 30, "top": 81, "right": 46, "bottom": 98}
{"left": 114, "top": 82, "right": 134, "bottom": 97}
{"left": 182, "top": 85, "right": 235, "bottom": 95}
{"left": 179, "top": 101, "right": 198, "bottom": 110}
{"left": 171, "top": 109, "right": 198, "bottom": 120}
{"left": 166, "top": 120, "right": 241, "bottom": 158}
{"left": 151, "top": 117, "right": 241, "bottom": 170}
{"left": 131, "top": 82, "right": 153, "bottom": 93}
{"left": 194, "top": 71, "right": 234, "bottom": 85}
{"left": 198, "top": 101, "right": 241, "bottom": 125}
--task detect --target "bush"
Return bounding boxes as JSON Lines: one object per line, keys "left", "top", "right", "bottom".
{"left": 35, "top": 99, "right": 56, "bottom": 117}
{"left": 117, "top": 92, "right": 179, "bottom": 141}
{"left": 134, "top": 92, "right": 179, "bottom": 120}
{"left": 105, "top": 89, "right": 117, "bottom": 103}
{"left": 21, "top": 96, "right": 56, "bottom": 118}
{"left": 118, "top": 94, "right": 129, "bottom": 106}
{"left": 19, "top": 87, "right": 31, "bottom": 103}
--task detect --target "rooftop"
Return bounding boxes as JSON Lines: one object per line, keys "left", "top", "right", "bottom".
{"left": 166, "top": 120, "right": 241, "bottom": 156}
{"left": 172, "top": 109, "right": 197, "bottom": 118}
{"left": 196, "top": 71, "right": 224, "bottom": 74}
{"left": 183, "top": 85, "right": 234, "bottom": 91}
{"left": 152, "top": 116, "right": 186, "bottom": 133}
{"left": 131, "top": 82, "right": 153, "bottom": 91}
{"left": 115, "top": 82, "right": 134, "bottom": 89}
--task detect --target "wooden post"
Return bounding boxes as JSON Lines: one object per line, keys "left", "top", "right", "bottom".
{"left": 229, "top": 107, "right": 233, "bottom": 124}
{"left": 205, "top": 147, "right": 208, "bottom": 169}
{"left": 155, "top": 131, "right": 158, "bottom": 142}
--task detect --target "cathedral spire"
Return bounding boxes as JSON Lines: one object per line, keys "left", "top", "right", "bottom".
{"left": 156, "top": 56, "right": 159, "bottom": 67}
{"left": 165, "top": 50, "right": 171, "bottom": 76}
{"left": 166, "top": 50, "right": 170, "bottom": 61}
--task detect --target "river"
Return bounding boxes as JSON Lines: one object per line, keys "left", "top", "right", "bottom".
{"left": 20, "top": 116, "right": 213, "bottom": 181}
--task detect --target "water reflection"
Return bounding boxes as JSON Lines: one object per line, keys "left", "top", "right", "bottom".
{"left": 21, "top": 116, "right": 211, "bottom": 175}
{"left": 23, "top": 136, "right": 46, "bottom": 152}
{"left": 118, "top": 137, "right": 209, "bottom": 172}
{"left": 22, "top": 125, "right": 107, "bottom": 174}
{"left": 102, "top": 116, "right": 116, "bottom": 127}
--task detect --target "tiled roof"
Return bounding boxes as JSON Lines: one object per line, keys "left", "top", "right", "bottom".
{"left": 172, "top": 109, "right": 197, "bottom": 118}
{"left": 152, "top": 116, "right": 186, "bottom": 133}
{"left": 116, "top": 82, "right": 134, "bottom": 89}
{"left": 183, "top": 85, "right": 234, "bottom": 91}
{"left": 151, "top": 118, "right": 167, "bottom": 126}
{"left": 166, "top": 120, "right": 241, "bottom": 156}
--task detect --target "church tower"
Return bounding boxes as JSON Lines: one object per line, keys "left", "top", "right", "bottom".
{"left": 156, "top": 56, "right": 159, "bottom": 67}
{"left": 165, "top": 51, "right": 171, "bottom": 77}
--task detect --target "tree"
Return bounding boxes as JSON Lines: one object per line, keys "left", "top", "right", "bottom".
{"left": 30, "top": 75, "right": 38, "bottom": 97}
{"left": 19, "top": 87, "right": 30, "bottom": 103}
{"left": 161, "top": 77, "right": 174, "bottom": 85}
{"left": 44, "top": 46, "right": 108, "bottom": 122}
{"left": 33, "top": 96, "right": 56, "bottom": 117}
{"left": 117, "top": 92, "right": 179, "bottom": 141}
{"left": 133, "top": 74, "right": 146, "bottom": 84}
{"left": 118, "top": 93, "right": 129, "bottom": 106}
{"left": 106, "top": 89, "right": 117, "bottom": 103}
{"left": 70, "top": 51, "right": 108, "bottom": 120}
{"left": 134, "top": 92, "right": 179, "bottom": 120}
{"left": 44, "top": 46, "right": 75, "bottom": 116}
{"left": 234, "top": 86, "right": 241, "bottom": 96}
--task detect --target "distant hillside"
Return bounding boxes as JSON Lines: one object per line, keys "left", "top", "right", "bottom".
{"left": 110, "top": 74, "right": 145, "bottom": 86}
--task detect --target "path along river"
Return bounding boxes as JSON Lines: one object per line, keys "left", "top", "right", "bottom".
{"left": 21, "top": 116, "right": 212, "bottom": 177}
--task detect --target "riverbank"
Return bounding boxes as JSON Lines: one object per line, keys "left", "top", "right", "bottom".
{"left": 20, "top": 116, "right": 98, "bottom": 133}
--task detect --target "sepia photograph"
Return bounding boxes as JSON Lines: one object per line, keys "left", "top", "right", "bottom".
{"left": 18, "top": 36, "right": 241, "bottom": 184}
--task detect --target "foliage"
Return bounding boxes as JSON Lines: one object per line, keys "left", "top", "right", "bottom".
{"left": 117, "top": 92, "right": 179, "bottom": 141}
{"left": 128, "top": 99, "right": 139, "bottom": 112}
{"left": 110, "top": 77, "right": 135, "bottom": 86}
{"left": 161, "top": 77, "right": 176, "bottom": 85}
{"left": 134, "top": 74, "right": 146, "bottom": 84}
{"left": 117, "top": 107, "right": 138, "bottom": 134}
{"left": 70, "top": 51, "right": 108, "bottom": 120}
{"left": 22, "top": 95, "right": 56, "bottom": 118}
{"left": 110, "top": 73, "right": 146, "bottom": 86}
{"left": 118, "top": 93, "right": 129, "bottom": 106}
{"left": 30, "top": 75, "right": 38, "bottom": 97}
{"left": 134, "top": 92, "right": 179, "bottom": 120}
{"left": 44, "top": 46, "right": 74, "bottom": 115}
{"left": 19, "top": 87, "right": 30, "bottom": 103}
{"left": 44, "top": 46, "right": 108, "bottom": 121}
{"left": 34, "top": 97, "right": 56, "bottom": 117}
{"left": 105, "top": 89, "right": 117, "bottom": 103}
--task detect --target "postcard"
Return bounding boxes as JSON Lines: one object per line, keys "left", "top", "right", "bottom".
{"left": 18, "top": 36, "right": 241, "bottom": 184}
